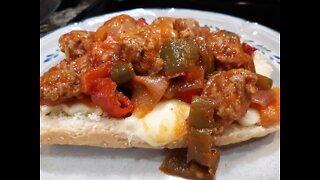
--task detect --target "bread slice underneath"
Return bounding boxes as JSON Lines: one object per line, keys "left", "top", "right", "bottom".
{"left": 40, "top": 112, "right": 279, "bottom": 149}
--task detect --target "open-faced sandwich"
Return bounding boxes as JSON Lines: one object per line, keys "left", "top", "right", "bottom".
{"left": 40, "top": 14, "right": 280, "bottom": 179}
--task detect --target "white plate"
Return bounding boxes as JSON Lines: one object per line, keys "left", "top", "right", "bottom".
{"left": 40, "top": 8, "right": 280, "bottom": 180}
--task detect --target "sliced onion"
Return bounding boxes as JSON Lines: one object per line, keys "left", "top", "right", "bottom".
{"left": 131, "top": 76, "right": 169, "bottom": 118}
{"left": 251, "top": 90, "right": 276, "bottom": 107}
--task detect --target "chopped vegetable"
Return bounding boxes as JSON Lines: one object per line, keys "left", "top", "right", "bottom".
{"left": 160, "top": 38, "right": 200, "bottom": 75}
{"left": 110, "top": 64, "right": 135, "bottom": 85}
{"left": 184, "top": 65, "right": 205, "bottom": 86}
{"left": 188, "top": 129, "right": 213, "bottom": 154}
{"left": 160, "top": 149, "right": 219, "bottom": 180}
{"left": 168, "top": 65, "right": 205, "bottom": 103}
{"left": 184, "top": 96, "right": 220, "bottom": 178}
{"left": 80, "top": 64, "right": 112, "bottom": 94}
{"left": 163, "top": 82, "right": 179, "bottom": 99}
{"left": 187, "top": 128, "right": 216, "bottom": 167}
{"left": 80, "top": 64, "right": 133, "bottom": 118}
{"left": 131, "top": 76, "right": 169, "bottom": 118}
{"left": 254, "top": 87, "right": 280, "bottom": 126}
{"left": 175, "top": 88, "right": 202, "bottom": 104}
{"left": 197, "top": 39, "right": 215, "bottom": 77}
{"left": 251, "top": 90, "right": 276, "bottom": 107}
{"left": 166, "top": 72, "right": 186, "bottom": 80}
{"left": 188, "top": 96, "right": 215, "bottom": 129}
{"left": 242, "top": 43, "right": 256, "bottom": 56}
{"left": 256, "top": 73, "right": 273, "bottom": 90}
{"left": 91, "top": 78, "right": 133, "bottom": 118}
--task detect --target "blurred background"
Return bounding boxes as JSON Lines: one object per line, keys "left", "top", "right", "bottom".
{"left": 40, "top": 0, "right": 280, "bottom": 36}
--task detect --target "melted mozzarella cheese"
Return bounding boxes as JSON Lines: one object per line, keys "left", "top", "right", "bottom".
{"left": 134, "top": 100, "right": 189, "bottom": 146}
{"left": 238, "top": 108, "right": 260, "bottom": 126}
{"left": 41, "top": 99, "right": 190, "bottom": 147}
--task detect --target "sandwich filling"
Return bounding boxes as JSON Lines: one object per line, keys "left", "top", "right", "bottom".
{"left": 40, "top": 15, "right": 280, "bottom": 180}
{"left": 41, "top": 54, "right": 273, "bottom": 147}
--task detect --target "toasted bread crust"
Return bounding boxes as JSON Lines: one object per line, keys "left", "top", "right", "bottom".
{"left": 40, "top": 113, "right": 279, "bottom": 148}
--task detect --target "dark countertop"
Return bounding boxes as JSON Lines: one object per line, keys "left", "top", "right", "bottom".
{"left": 40, "top": 0, "right": 280, "bottom": 35}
